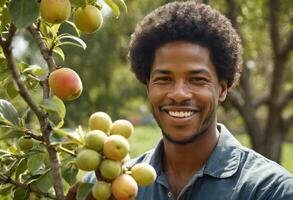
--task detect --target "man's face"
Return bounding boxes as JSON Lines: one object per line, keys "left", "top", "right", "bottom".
{"left": 147, "top": 41, "right": 227, "bottom": 145}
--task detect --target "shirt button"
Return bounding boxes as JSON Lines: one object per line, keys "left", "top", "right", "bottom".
{"left": 168, "top": 192, "right": 172, "bottom": 198}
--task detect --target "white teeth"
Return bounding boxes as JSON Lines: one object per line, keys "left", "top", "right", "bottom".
{"left": 168, "top": 111, "right": 194, "bottom": 118}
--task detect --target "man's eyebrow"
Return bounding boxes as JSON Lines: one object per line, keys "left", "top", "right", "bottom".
{"left": 187, "top": 69, "right": 211, "bottom": 76}
{"left": 150, "top": 69, "right": 172, "bottom": 76}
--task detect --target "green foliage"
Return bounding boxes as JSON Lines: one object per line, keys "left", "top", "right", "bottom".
{"left": 39, "top": 96, "right": 66, "bottom": 127}
{"left": 0, "top": 0, "right": 131, "bottom": 199}
{"left": 9, "top": 0, "right": 39, "bottom": 28}
{"left": 0, "top": 99, "right": 20, "bottom": 127}
{"left": 77, "top": 182, "right": 94, "bottom": 200}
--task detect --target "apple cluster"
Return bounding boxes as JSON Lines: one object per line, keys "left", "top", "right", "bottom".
{"left": 40, "top": 0, "right": 103, "bottom": 34}
{"left": 75, "top": 112, "right": 157, "bottom": 200}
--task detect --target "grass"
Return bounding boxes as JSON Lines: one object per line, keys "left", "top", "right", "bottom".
{"left": 129, "top": 126, "right": 293, "bottom": 173}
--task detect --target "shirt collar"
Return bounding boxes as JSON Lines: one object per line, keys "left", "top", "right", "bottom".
{"left": 203, "top": 124, "right": 242, "bottom": 178}
{"left": 148, "top": 123, "right": 242, "bottom": 179}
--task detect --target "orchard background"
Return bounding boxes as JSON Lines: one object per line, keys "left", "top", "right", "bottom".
{"left": 1, "top": 0, "right": 293, "bottom": 199}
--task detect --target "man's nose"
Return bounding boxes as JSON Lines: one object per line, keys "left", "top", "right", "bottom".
{"left": 167, "top": 80, "right": 192, "bottom": 103}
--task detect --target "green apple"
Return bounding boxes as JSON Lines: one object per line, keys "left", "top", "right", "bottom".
{"left": 131, "top": 163, "right": 157, "bottom": 186}
{"left": 103, "top": 135, "right": 129, "bottom": 161}
{"left": 85, "top": 130, "right": 108, "bottom": 152}
{"left": 76, "top": 149, "right": 101, "bottom": 171}
{"left": 18, "top": 137, "right": 34, "bottom": 151}
{"left": 91, "top": 181, "right": 111, "bottom": 200}
{"left": 74, "top": 5, "right": 103, "bottom": 34}
{"left": 99, "top": 159, "right": 122, "bottom": 180}
{"left": 40, "top": 0, "right": 71, "bottom": 24}
{"left": 89, "top": 112, "right": 112, "bottom": 134}
{"left": 110, "top": 119, "right": 134, "bottom": 138}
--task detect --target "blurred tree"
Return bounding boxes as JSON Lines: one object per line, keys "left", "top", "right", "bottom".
{"left": 214, "top": 0, "right": 293, "bottom": 162}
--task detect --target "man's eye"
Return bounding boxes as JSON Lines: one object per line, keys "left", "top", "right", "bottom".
{"left": 154, "top": 77, "right": 172, "bottom": 82}
{"left": 190, "top": 77, "right": 208, "bottom": 83}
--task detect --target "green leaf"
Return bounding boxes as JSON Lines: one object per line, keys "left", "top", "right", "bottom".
{"left": 53, "top": 46, "right": 65, "bottom": 61}
{"left": 35, "top": 170, "right": 53, "bottom": 193}
{"left": 48, "top": 113, "right": 64, "bottom": 128}
{"left": 70, "top": 0, "right": 86, "bottom": 8}
{"left": 62, "top": 166, "right": 78, "bottom": 185}
{"left": 0, "top": 185, "right": 12, "bottom": 196}
{"left": 115, "top": 0, "right": 128, "bottom": 13}
{"left": 104, "top": 0, "right": 120, "bottom": 17}
{"left": 0, "top": 57, "right": 8, "bottom": 70}
{"left": 87, "top": 0, "right": 97, "bottom": 5}
{"left": 0, "top": 99, "right": 20, "bottom": 126}
{"left": 27, "top": 153, "right": 45, "bottom": 175}
{"left": 17, "top": 62, "right": 29, "bottom": 72}
{"left": 0, "top": 68, "right": 10, "bottom": 80}
{"left": 0, "top": 130, "right": 22, "bottom": 140}
{"left": 6, "top": 81, "right": 19, "bottom": 99}
{"left": 15, "top": 158, "right": 28, "bottom": 180}
{"left": 23, "top": 65, "right": 47, "bottom": 76}
{"left": 57, "top": 34, "right": 87, "bottom": 50}
{"left": 65, "top": 20, "right": 81, "bottom": 36}
{"left": 13, "top": 187, "right": 29, "bottom": 200}
{"left": 50, "top": 24, "right": 61, "bottom": 37}
{"left": 52, "top": 128, "right": 84, "bottom": 145}
{"left": 9, "top": 0, "right": 39, "bottom": 29}
{"left": 0, "top": 7, "right": 11, "bottom": 32}
{"left": 0, "top": 58, "right": 10, "bottom": 82}
{"left": 77, "top": 182, "right": 94, "bottom": 200}
{"left": 39, "top": 96, "right": 66, "bottom": 119}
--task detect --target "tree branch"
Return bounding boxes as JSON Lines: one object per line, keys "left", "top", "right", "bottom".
{"left": 27, "top": 24, "right": 57, "bottom": 73}
{"left": 280, "top": 89, "right": 293, "bottom": 111}
{"left": 280, "top": 31, "right": 293, "bottom": 60}
{"left": 255, "top": 95, "right": 269, "bottom": 108}
{"left": 0, "top": 24, "right": 47, "bottom": 121}
{"left": 284, "top": 115, "right": 293, "bottom": 133}
{"left": 1, "top": 24, "right": 65, "bottom": 200}
{"left": 24, "top": 129, "right": 43, "bottom": 141}
{"left": 226, "top": 0, "right": 238, "bottom": 29}
{"left": 0, "top": 176, "right": 56, "bottom": 199}
{"left": 269, "top": 0, "right": 280, "bottom": 56}
{"left": 27, "top": 24, "right": 57, "bottom": 99}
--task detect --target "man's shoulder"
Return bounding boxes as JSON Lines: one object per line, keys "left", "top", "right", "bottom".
{"left": 237, "top": 145, "right": 291, "bottom": 176}
{"left": 234, "top": 145, "right": 293, "bottom": 198}
{"left": 124, "top": 148, "right": 156, "bottom": 168}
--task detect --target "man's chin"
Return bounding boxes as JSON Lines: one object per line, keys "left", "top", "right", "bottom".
{"left": 162, "top": 129, "right": 207, "bottom": 145}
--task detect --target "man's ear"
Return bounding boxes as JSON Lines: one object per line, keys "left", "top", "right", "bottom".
{"left": 218, "top": 80, "right": 228, "bottom": 102}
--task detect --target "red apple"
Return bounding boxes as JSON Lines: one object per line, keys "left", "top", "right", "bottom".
{"left": 49, "top": 68, "right": 82, "bottom": 101}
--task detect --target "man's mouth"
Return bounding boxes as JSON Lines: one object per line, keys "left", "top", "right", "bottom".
{"left": 161, "top": 106, "right": 199, "bottom": 119}
{"left": 167, "top": 111, "right": 195, "bottom": 118}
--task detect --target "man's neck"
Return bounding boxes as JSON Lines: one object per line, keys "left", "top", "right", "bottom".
{"left": 162, "top": 123, "right": 220, "bottom": 176}
{"left": 161, "top": 123, "right": 220, "bottom": 198}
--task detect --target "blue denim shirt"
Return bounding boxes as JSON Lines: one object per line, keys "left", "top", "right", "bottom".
{"left": 84, "top": 124, "right": 293, "bottom": 200}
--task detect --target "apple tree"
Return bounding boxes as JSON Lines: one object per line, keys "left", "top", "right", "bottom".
{"left": 0, "top": 0, "right": 145, "bottom": 199}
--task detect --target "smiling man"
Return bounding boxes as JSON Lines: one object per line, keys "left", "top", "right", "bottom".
{"left": 66, "top": 1, "right": 293, "bottom": 200}
{"left": 125, "top": 1, "right": 293, "bottom": 199}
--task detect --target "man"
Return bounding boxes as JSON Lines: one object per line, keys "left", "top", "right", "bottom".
{"left": 67, "top": 1, "right": 293, "bottom": 199}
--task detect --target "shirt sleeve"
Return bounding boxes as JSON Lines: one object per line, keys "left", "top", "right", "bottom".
{"left": 265, "top": 177, "right": 293, "bottom": 200}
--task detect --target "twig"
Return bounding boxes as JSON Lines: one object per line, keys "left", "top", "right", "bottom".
{"left": 27, "top": 24, "right": 57, "bottom": 73}
{"left": 57, "top": 146, "right": 76, "bottom": 157}
{"left": 24, "top": 129, "right": 44, "bottom": 141}
{"left": 0, "top": 176, "right": 56, "bottom": 199}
